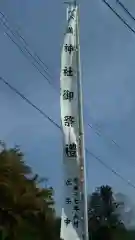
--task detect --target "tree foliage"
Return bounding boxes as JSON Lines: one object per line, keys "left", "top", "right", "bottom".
{"left": 88, "top": 185, "right": 135, "bottom": 240}
{"left": 0, "top": 142, "right": 60, "bottom": 240}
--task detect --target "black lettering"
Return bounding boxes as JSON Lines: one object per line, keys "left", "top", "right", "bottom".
{"left": 65, "top": 179, "right": 72, "bottom": 186}
{"left": 63, "top": 67, "right": 73, "bottom": 77}
{"left": 65, "top": 197, "right": 72, "bottom": 204}
{"left": 65, "top": 143, "right": 77, "bottom": 157}
{"left": 67, "top": 26, "right": 73, "bottom": 34}
{"left": 74, "top": 185, "right": 79, "bottom": 191}
{"left": 63, "top": 90, "right": 74, "bottom": 101}
{"left": 74, "top": 205, "right": 80, "bottom": 212}
{"left": 64, "top": 44, "right": 74, "bottom": 54}
{"left": 64, "top": 116, "right": 75, "bottom": 127}
{"left": 73, "top": 177, "right": 79, "bottom": 185}
{"left": 74, "top": 199, "right": 79, "bottom": 205}
{"left": 64, "top": 218, "right": 71, "bottom": 226}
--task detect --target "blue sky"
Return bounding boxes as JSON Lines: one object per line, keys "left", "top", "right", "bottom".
{"left": 0, "top": 0, "right": 135, "bottom": 214}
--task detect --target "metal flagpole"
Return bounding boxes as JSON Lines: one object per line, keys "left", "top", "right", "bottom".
{"left": 75, "top": 2, "right": 89, "bottom": 240}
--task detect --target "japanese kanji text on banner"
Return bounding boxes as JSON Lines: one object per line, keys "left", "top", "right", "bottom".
{"left": 60, "top": 4, "right": 83, "bottom": 240}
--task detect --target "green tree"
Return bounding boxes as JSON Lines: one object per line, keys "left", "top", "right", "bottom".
{"left": 88, "top": 185, "right": 124, "bottom": 240}
{"left": 0, "top": 142, "right": 58, "bottom": 240}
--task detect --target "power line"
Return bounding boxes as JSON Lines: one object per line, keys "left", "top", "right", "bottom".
{"left": 4, "top": 30, "right": 53, "bottom": 85}
{"left": 0, "top": 12, "right": 58, "bottom": 91}
{"left": 0, "top": 12, "right": 50, "bottom": 74}
{"left": 88, "top": 121, "right": 135, "bottom": 170}
{"left": 86, "top": 149, "right": 135, "bottom": 190}
{"left": 15, "top": 30, "right": 50, "bottom": 71}
{"left": 1, "top": 75, "right": 135, "bottom": 191}
{"left": 88, "top": 123, "right": 120, "bottom": 148}
{"left": 0, "top": 76, "right": 60, "bottom": 130}
{"left": 0, "top": 11, "right": 55, "bottom": 74}
{"left": 116, "top": 0, "right": 135, "bottom": 22}
{"left": 102, "top": 0, "right": 135, "bottom": 34}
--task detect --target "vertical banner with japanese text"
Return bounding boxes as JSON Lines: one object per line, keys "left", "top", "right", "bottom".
{"left": 60, "top": 5, "right": 83, "bottom": 240}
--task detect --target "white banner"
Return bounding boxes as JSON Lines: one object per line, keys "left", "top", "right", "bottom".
{"left": 60, "top": 5, "right": 83, "bottom": 240}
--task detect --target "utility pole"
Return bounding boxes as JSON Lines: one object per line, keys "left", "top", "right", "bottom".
{"left": 75, "top": 3, "right": 89, "bottom": 240}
